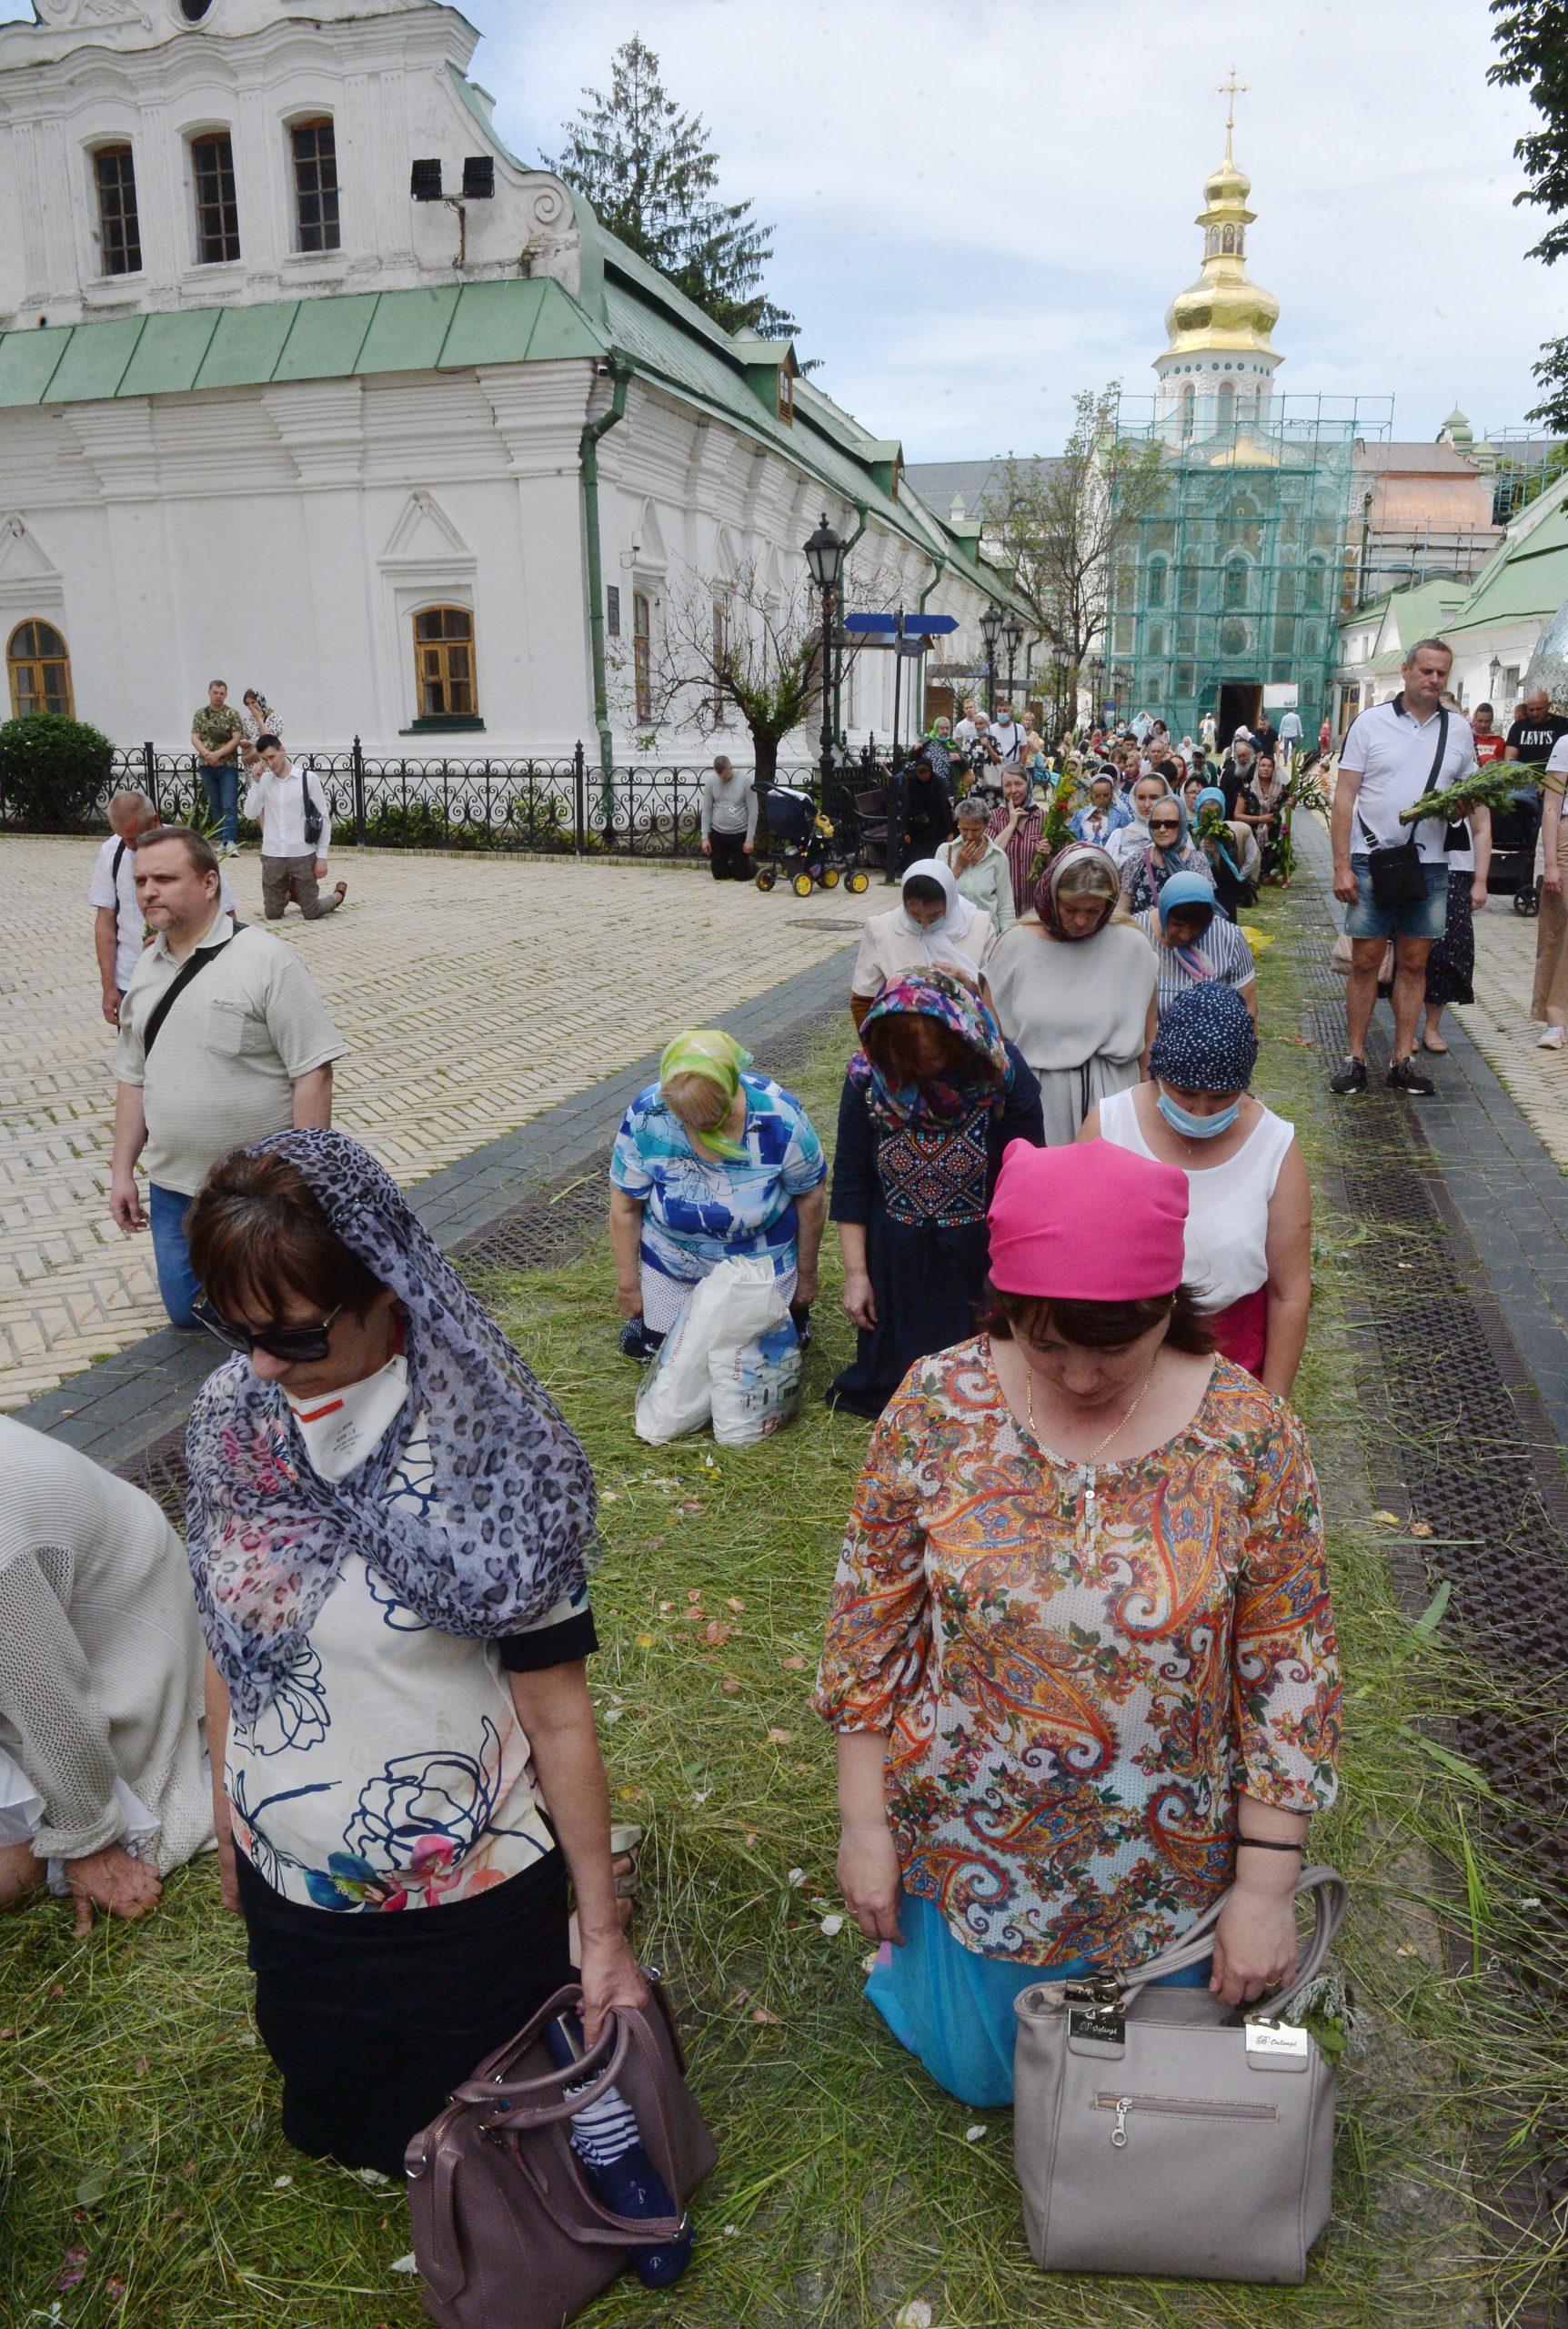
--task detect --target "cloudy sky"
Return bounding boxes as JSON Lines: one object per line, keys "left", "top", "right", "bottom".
{"left": 5, "top": 0, "right": 1557, "bottom": 455}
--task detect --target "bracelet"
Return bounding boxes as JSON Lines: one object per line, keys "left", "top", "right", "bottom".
{"left": 1236, "top": 1836, "right": 1305, "bottom": 1854}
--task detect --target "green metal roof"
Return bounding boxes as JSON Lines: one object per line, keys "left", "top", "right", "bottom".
{"left": 1442, "top": 476, "right": 1568, "bottom": 638}
{"left": 0, "top": 278, "right": 608, "bottom": 408}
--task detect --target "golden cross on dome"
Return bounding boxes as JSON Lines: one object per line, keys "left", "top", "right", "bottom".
{"left": 1218, "top": 66, "right": 1247, "bottom": 152}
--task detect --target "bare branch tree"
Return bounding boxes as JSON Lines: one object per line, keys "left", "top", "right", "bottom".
{"left": 983, "top": 385, "right": 1165, "bottom": 727}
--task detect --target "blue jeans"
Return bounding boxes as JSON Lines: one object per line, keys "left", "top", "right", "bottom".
{"left": 1342, "top": 853, "right": 1448, "bottom": 943}
{"left": 201, "top": 761, "right": 239, "bottom": 846}
{"left": 149, "top": 1185, "right": 202, "bottom": 1327}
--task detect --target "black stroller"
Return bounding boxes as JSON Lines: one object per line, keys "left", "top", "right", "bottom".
{"left": 755, "top": 783, "right": 869, "bottom": 896}
{"left": 1486, "top": 791, "right": 1543, "bottom": 915}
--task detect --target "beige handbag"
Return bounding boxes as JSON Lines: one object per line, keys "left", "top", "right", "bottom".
{"left": 1330, "top": 929, "right": 1394, "bottom": 983}
{"left": 1012, "top": 1865, "right": 1346, "bottom": 2285}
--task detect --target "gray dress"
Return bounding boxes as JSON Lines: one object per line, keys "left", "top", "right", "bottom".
{"left": 984, "top": 920, "right": 1158, "bottom": 1145}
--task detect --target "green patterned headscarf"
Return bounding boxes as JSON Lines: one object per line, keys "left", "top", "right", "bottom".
{"left": 659, "top": 1030, "right": 754, "bottom": 1160}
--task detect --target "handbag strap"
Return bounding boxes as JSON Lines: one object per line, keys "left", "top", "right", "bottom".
{"left": 1357, "top": 699, "right": 1448, "bottom": 852}
{"left": 1117, "top": 1862, "right": 1347, "bottom": 2014}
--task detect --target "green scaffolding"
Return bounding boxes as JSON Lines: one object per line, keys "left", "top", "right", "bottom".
{"left": 1106, "top": 393, "right": 1391, "bottom": 741}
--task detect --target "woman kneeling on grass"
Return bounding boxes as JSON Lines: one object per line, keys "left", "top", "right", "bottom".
{"left": 812, "top": 1136, "right": 1339, "bottom": 2109}
{"left": 185, "top": 1129, "right": 644, "bottom": 2174}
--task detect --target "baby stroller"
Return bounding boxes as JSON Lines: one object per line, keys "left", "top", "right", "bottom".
{"left": 1487, "top": 792, "right": 1543, "bottom": 916}
{"left": 755, "top": 782, "right": 869, "bottom": 896}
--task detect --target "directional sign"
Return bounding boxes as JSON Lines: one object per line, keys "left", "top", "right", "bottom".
{"left": 841, "top": 610, "right": 960, "bottom": 636}
{"left": 835, "top": 630, "right": 927, "bottom": 654}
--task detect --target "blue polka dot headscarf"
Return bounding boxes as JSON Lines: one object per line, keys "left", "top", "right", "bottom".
{"left": 1148, "top": 981, "right": 1258, "bottom": 1094}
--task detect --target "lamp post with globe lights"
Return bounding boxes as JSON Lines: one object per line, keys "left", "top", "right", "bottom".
{"left": 803, "top": 512, "right": 845, "bottom": 797}
{"left": 980, "top": 601, "right": 1002, "bottom": 717}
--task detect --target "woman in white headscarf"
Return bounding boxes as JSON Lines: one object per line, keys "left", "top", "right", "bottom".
{"left": 849, "top": 858, "right": 997, "bottom": 1028}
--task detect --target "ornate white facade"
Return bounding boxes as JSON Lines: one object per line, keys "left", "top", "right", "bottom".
{"left": 0, "top": 0, "right": 1012, "bottom": 756}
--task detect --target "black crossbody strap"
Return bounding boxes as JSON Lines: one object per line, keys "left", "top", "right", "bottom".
{"left": 1358, "top": 695, "right": 1449, "bottom": 852}
{"left": 112, "top": 839, "right": 127, "bottom": 886}
{"left": 142, "top": 923, "right": 246, "bottom": 1060}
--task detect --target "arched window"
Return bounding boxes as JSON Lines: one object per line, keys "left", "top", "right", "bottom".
{"left": 1221, "top": 226, "right": 1237, "bottom": 255}
{"left": 1146, "top": 557, "right": 1167, "bottom": 610}
{"left": 7, "top": 620, "right": 73, "bottom": 718}
{"left": 1223, "top": 557, "right": 1249, "bottom": 611}
{"left": 412, "top": 606, "right": 477, "bottom": 719}
{"left": 1216, "top": 381, "right": 1236, "bottom": 435}
{"left": 633, "top": 591, "right": 652, "bottom": 722}
{"left": 1148, "top": 624, "right": 1165, "bottom": 658}
{"left": 290, "top": 117, "right": 340, "bottom": 254}
{"left": 1304, "top": 557, "right": 1326, "bottom": 610}
{"left": 1179, "top": 383, "right": 1195, "bottom": 439}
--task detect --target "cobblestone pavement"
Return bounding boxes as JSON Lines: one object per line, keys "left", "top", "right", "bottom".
{"left": 0, "top": 836, "right": 881, "bottom": 1407}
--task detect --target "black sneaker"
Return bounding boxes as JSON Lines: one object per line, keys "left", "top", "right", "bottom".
{"left": 1330, "top": 1056, "right": 1368, "bottom": 1094}
{"left": 1387, "top": 1055, "right": 1436, "bottom": 1096}
{"left": 618, "top": 1317, "right": 667, "bottom": 1362}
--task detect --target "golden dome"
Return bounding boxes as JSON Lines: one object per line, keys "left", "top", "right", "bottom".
{"left": 1161, "top": 126, "right": 1282, "bottom": 362}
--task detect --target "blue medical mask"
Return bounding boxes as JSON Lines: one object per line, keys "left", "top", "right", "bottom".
{"left": 1157, "top": 1089, "right": 1241, "bottom": 1140}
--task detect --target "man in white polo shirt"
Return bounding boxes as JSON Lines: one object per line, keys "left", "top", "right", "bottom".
{"left": 1330, "top": 638, "right": 1477, "bottom": 1096}
{"left": 109, "top": 827, "right": 345, "bottom": 1326}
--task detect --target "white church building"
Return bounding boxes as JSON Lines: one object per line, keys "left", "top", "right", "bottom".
{"left": 0, "top": 0, "right": 1017, "bottom": 761}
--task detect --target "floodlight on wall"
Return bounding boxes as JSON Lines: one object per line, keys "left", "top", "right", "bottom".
{"left": 462, "top": 156, "right": 496, "bottom": 200}
{"left": 410, "top": 158, "right": 444, "bottom": 202}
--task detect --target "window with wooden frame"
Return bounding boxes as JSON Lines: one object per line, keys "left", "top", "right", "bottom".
{"left": 7, "top": 620, "right": 74, "bottom": 718}
{"left": 191, "top": 132, "right": 240, "bottom": 264}
{"left": 633, "top": 591, "right": 652, "bottom": 722}
{"left": 413, "top": 606, "right": 477, "bottom": 719}
{"left": 290, "top": 116, "right": 341, "bottom": 254}
{"left": 93, "top": 145, "right": 142, "bottom": 276}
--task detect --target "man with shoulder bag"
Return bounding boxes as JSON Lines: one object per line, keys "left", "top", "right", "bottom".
{"left": 1329, "top": 639, "right": 1477, "bottom": 1096}
{"left": 243, "top": 737, "right": 347, "bottom": 922}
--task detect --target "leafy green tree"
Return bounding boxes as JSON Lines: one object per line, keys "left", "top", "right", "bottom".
{"left": 1490, "top": 0, "right": 1568, "bottom": 427}
{"left": 0, "top": 712, "right": 114, "bottom": 829}
{"left": 548, "top": 35, "right": 797, "bottom": 338}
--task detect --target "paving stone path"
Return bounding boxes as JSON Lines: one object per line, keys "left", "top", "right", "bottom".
{"left": 0, "top": 836, "right": 881, "bottom": 1406}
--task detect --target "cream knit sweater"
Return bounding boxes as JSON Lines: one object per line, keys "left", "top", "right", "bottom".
{"left": 0, "top": 1417, "right": 211, "bottom": 1871}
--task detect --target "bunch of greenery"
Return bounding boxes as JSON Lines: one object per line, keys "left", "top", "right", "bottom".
{"left": 1396, "top": 761, "right": 1556, "bottom": 825}
{"left": 0, "top": 712, "right": 114, "bottom": 829}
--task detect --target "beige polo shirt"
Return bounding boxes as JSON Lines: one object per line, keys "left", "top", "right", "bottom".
{"left": 115, "top": 912, "right": 346, "bottom": 1195}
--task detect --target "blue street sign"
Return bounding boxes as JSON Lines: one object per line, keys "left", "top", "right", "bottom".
{"left": 841, "top": 610, "right": 960, "bottom": 636}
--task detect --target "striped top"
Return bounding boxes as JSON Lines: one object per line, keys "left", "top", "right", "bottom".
{"left": 1136, "top": 911, "right": 1256, "bottom": 1019}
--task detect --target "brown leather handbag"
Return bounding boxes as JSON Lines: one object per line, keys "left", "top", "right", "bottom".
{"left": 404, "top": 1978, "right": 717, "bottom": 2329}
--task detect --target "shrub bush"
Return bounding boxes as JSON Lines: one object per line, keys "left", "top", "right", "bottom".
{"left": 0, "top": 714, "right": 116, "bottom": 829}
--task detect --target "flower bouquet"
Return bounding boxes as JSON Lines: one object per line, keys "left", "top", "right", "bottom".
{"left": 1397, "top": 762, "right": 1558, "bottom": 826}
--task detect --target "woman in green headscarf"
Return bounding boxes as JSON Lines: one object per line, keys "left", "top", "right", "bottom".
{"left": 608, "top": 1031, "right": 829, "bottom": 1360}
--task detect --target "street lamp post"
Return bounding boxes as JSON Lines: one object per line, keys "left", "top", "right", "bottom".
{"left": 1002, "top": 612, "right": 1025, "bottom": 713}
{"left": 803, "top": 512, "right": 845, "bottom": 800}
{"left": 980, "top": 601, "right": 1002, "bottom": 717}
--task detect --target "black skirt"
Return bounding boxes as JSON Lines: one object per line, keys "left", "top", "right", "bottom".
{"left": 1425, "top": 868, "right": 1475, "bottom": 1007}
{"left": 236, "top": 1844, "right": 574, "bottom": 2174}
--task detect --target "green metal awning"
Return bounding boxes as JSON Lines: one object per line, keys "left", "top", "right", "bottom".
{"left": 118, "top": 307, "right": 220, "bottom": 396}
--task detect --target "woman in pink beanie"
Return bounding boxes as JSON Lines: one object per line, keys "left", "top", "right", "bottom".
{"left": 813, "top": 1137, "right": 1340, "bottom": 2110}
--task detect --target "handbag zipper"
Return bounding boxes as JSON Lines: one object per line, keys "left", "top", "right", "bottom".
{"left": 1096, "top": 2092, "right": 1280, "bottom": 2150}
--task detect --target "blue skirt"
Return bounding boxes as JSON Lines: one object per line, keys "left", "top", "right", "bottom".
{"left": 867, "top": 1893, "right": 1212, "bottom": 2110}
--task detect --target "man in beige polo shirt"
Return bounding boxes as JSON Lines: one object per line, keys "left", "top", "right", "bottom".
{"left": 109, "top": 827, "right": 345, "bottom": 1326}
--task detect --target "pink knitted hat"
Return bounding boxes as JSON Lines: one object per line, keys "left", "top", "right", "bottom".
{"left": 987, "top": 1139, "right": 1189, "bottom": 1299}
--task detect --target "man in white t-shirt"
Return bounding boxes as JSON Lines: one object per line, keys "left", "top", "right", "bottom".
{"left": 1330, "top": 638, "right": 1477, "bottom": 1096}
{"left": 989, "top": 701, "right": 1023, "bottom": 765}
{"left": 89, "top": 791, "right": 235, "bottom": 1027}
{"left": 951, "top": 697, "right": 980, "bottom": 751}
{"left": 1530, "top": 730, "right": 1568, "bottom": 1046}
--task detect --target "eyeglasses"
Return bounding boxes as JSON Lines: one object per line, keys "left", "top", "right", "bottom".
{"left": 1149, "top": 819, "right": 1181, "bottom": 833}
{"left": 193, "top": 1296, "right": 346, "bottom": 1363}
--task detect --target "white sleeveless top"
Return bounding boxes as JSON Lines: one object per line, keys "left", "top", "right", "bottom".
{"left": 1097, "top": 1088, "right": 1295, "bottom": 1309}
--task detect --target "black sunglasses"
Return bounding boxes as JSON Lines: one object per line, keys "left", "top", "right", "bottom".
{"left": 194, "top": 1296, "right": 346, "bottom": 1363}
{"left": 1149, "top": 817, "right": 1181, "bottom": 832}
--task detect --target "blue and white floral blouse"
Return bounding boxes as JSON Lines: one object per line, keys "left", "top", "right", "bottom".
{"left": 225, "top": 1353, "right": 594, "bottom": 1913}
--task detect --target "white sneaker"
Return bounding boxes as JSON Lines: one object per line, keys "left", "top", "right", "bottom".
{"left": 223, "top": 842, "right": 239, "bottom": 858}
{"left": 1538, "top": 1025, "right": 1564, "bottom": 1050}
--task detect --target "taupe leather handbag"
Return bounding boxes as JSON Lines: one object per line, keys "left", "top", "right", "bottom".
{"left": 404, "top": 1978, "right": 717, "bottom": 2329}
{"left": 1012, "top": 1865, "right": 1347, "bottom": 2286}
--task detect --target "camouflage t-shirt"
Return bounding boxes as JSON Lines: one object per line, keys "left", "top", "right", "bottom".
{"left": 192, "top": 706, "right": 243, "bottom": 752}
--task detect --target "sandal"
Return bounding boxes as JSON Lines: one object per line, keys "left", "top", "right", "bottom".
{"left": 1421, "top": 1035, "right": 1449, "bottom": 1054}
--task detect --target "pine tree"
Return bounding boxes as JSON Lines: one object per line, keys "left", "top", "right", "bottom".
{"left": 548, "top": 35, "right": 797, "bottom": 339}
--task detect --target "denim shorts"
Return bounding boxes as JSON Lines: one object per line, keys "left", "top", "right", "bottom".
{"left": 1342, "top": 854, "right": 1449, "bottom": 943}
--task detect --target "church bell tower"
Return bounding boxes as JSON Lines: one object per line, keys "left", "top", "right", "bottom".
{"left": 1154, "top": 73, "right": 1282, "bottom": 447}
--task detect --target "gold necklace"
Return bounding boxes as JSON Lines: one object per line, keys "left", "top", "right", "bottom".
{"left": 1024, "top": 1351, "right": 1162, "bottom": 1533}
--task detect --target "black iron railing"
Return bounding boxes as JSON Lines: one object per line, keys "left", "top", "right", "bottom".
{"left": 0, "top": 739, "right": 892, "bottom": 859}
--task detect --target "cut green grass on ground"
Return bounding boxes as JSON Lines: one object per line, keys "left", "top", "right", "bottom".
{"left": 2, "top": 883, "right": 1563, "bottom": 2327}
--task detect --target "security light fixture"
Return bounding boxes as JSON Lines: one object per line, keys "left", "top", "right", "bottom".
{"left": 462, "top": 156, "right": 496, "bottom": 200}
{"left": 410, "top": 159, "right": 443, "bottom": 203}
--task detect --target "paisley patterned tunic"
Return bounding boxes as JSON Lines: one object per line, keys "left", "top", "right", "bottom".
{"left": 812, "top": 1339, "right": 1339, "bottom": 1968}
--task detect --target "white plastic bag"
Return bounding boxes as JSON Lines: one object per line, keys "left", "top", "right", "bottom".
{"left": 709, "top": 1316, "right": 803, "bottom": 1446}
{"left": 634, "top": 1256, "right": 785, "bottom": 1444}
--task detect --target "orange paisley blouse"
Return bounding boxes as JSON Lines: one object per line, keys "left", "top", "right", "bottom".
{"left": 812, "top": 1338, "right": 1340, "bottom": 1968}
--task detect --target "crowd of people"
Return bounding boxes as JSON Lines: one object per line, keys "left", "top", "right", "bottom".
{"left": 43, "top": 641, "right": 1558, "bottom": 2269}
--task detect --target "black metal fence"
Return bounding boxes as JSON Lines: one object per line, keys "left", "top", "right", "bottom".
{"left": 0, "top": 739, "right": 884, "bottom": 861}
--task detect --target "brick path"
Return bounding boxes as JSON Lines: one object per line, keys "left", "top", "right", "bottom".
{"left": 1463, "top": 900, "right": 1568, "bottom": 1168}
{"left": 0, "top": 836, "right": 880, "bottom": 1407}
